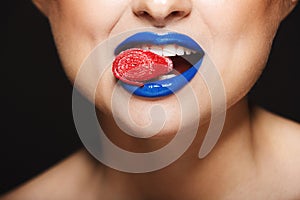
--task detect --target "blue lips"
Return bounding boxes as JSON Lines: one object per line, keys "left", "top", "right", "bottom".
{"left": 114, "top": 32, "right": 204, "bottom": 98}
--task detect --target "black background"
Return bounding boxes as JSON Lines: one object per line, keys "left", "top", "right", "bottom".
{"left": 1, "top": 0, "right": 300, "bottom": 195}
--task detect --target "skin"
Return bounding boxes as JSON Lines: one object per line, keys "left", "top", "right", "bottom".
{"left": 2, "top": 0, "right": 300, "bottom": 199}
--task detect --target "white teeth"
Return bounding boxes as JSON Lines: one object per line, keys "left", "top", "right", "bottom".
{"left": 135, "top": 44, "right": 196, "bottom": 56}
{"left": 176, "top": 46, "right": 185, "bottom": 56}
{"left": 185, "top": 48, "right": 191, "bottom": 55}
{"left": 141, "top": 45, "right": 149, "bottom": 50}
{"left": 162, "top": 45, "right": 177, "bottom": 56}
{"left": 149, "top": 46, "right": 163, "bottom": 55}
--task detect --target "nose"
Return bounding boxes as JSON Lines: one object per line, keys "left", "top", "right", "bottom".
{"left": 132, "top": 0, "right": 192, "bottom": 27}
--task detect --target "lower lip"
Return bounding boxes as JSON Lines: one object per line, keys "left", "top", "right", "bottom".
{"left": 120, "top": 57, "right": 204, "bottom": 98}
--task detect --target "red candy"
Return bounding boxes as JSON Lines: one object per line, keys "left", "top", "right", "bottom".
{"left": 112, "top": 48, "right": 173, "bottom": 86}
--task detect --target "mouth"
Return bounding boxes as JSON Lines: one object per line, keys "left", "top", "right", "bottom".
{"left": 113, "top": 32, "right": 204, "bottom": 98}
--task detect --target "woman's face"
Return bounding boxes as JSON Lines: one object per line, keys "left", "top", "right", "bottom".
{"left": 34, "top": 0, "right": 294, "bottom": 136}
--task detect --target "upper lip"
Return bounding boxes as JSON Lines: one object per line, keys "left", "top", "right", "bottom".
{"left": 114, "top": 32, "right": 204, "bottom": 55}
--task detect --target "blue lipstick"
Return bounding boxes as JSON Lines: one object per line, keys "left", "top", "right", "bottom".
{"left": 114, "top": 32, "right": 204, "bottom": 98}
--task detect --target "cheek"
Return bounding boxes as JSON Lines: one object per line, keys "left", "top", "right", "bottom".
{"left": 197, "top": 0, "right": 281, "bottom": 60}
{"left": 47, "top": 0, "right": 129, "bottom": 82}
{"left": 195, "top": 0, "right": 282, "bottom": 106}
{"left": 196, "top": 0, "right": 281, "bottom": 33}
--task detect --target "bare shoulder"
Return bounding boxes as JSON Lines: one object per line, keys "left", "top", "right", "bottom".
{"left": 0, "top": 149, "right": 102, "bottom": 200}
{"left": 252, "top": 106, "right": 300, "bottom": 198}
{"left": 253, "top": 106, "right": 300, "bottom": 150}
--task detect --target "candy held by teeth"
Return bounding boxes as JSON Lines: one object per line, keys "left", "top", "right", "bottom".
{"left": 112, "top": 48, "right": 173, "bottom": 86}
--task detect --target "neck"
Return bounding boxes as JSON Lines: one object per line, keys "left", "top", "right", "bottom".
{"left": 94, "top": 98, "right": 256, "bottom": 199}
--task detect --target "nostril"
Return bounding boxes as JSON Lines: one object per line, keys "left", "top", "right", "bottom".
{"left": 170, "top": 11, "right": 181, "bottom": 17}
{"left": 134, "top": 10, "right": 154, "bottom": 22}
{"left": 168, "top": 11, "right": 183, "bottom": 18}
{"left": 135, "top": 10, "right": 151, "bottom": 18}
{"left": 136, "top": 11, "right": 147, "bottom": 16}
{"left": 165, "top": 10, "right": 189, "bottom": 21}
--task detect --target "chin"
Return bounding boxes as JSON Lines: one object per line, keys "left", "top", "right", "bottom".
{"left": 95, "top": 71, "right": 213, "bottom": 139}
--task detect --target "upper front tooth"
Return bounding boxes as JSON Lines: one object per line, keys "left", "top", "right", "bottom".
{"left": 142, "top": 45, "right": 149, "bottom": 50}
{"left": 176, "top": 46, "right": 185, "bottom": 56}
{"left": 162, "top": 45, "right": 176, "bottom": 56}
{"left": 149, "top": 46, "right": 163, "bottom": 56}
{"left": 185, "top": 48, "right": 191, "bottom": 55}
